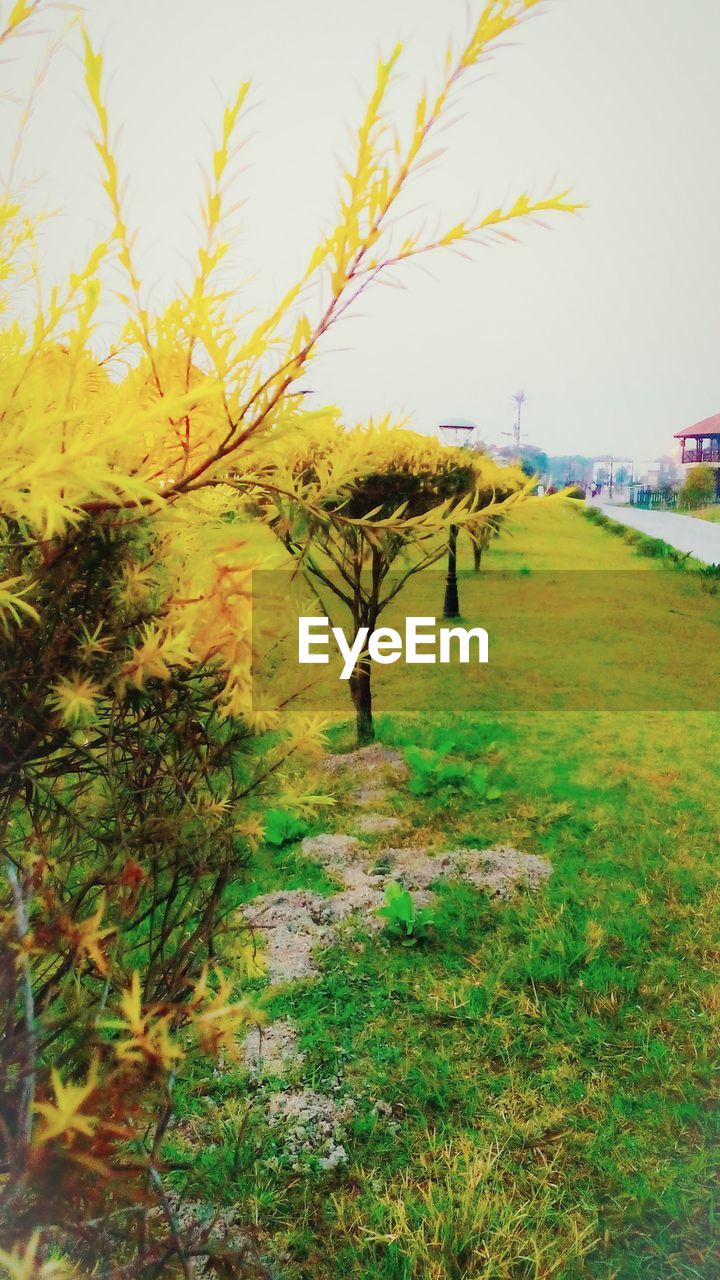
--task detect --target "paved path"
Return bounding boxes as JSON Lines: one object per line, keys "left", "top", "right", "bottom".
{"left": 596, "top": 503, "right": 720, "bottom": 564}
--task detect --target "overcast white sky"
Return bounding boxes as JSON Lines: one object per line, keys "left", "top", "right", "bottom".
{"left": 4, "top": 0, "right": 720, "bottom": 458}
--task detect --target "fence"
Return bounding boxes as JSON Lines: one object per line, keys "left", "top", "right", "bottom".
{"left": 629, "top": 486, "right": 678, "bottom": 510}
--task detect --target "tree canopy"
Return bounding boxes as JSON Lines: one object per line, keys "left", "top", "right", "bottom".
{"left": 257, "top": 420, "right": 526, "bottom": 741}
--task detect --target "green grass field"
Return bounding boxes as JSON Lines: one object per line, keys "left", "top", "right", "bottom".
{"left": 645, "top": 503, "right": 720, "bottom": 523}
{"left": 254, "top": 502, "right": 720, "bottom": 717}
{"left": 172, "top": 503, "right": 720, "bottom": 1279}
{"left": 686, "top": 505, "right": 720, "bottom": 523}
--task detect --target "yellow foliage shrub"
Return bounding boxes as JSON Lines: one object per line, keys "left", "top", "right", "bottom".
{"left": 0, "top": 2, "right": 578, "bottom": 1273}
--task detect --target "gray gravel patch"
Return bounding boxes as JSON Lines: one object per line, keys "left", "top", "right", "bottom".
{"left": 380, "top": 844, "right": 553, "bottom": 898}
{"left": 241, "top": 843, "right": 551, "bottom": 982}
{"left": 266, "top": 1088, "right": 356, "bottom": 1171}
{"left": 322, "top": 744, "right": 408, "bottom": 780}
{"left": 354, "top": 813, "right": 402, "bottom": 835}
{"left": 244, "top": 1020, "right": 304, "bottom": 1079}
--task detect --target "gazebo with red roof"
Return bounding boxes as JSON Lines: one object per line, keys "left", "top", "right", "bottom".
{"left": 675, "top": 413, "right": 720, "bottom": 495}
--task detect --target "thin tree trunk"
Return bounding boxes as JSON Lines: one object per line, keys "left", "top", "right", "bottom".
{"left": 473, "top": 539, "right": 483, "bottom": 573}
{"left": 349, "top": 659, "right": 374, "bottom": 746}
{"left": 443, "top": 525, "right": 460, "bottom": 618}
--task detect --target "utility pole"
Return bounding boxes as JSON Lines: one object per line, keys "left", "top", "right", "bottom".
{"left": 502, "top": 389, "right": 526, "bottom": 454}
{"left": 438, "top": 420, "right": 477, "bottom": 620}
{"left": 609, "top": 456, "right": 614, "bottom": 500}
{"left": 512, "top": 389, "right": 526, "bottom": 452}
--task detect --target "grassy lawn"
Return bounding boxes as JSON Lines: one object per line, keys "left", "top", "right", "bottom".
{"left": 641, "top": 503, "right": 720, "bottom": 523}
{"left": 172, "top": 503, "right": 720, "bottom": 1279}
{"left": 254, "top": 502, "right": 720, "bottom": 717}
{"left": 686, "top": 506, "right": 720, "bottom": 523}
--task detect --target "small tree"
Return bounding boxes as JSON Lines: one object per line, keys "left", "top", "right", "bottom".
{"left": 679, "top": 464, "right": 717, "bottom": 509}
{"left": 470, "top": 516, "right": 502, "bottom": 571}
{"left": 261, "top": 422, "right": 526, "bottom": 744}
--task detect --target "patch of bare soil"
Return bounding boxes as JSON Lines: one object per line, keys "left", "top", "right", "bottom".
{"left": 243, "top": 839, "right": 551, "bottom": 983}
{"left": 153, "top": 1196, "right": 268, "bottom": 1278}
{"left": 378, "top": 844, "right": 553, "bottom": 898}
{"left": 242, "top": 890, "right": 341, "bottom": 982}
{"left": 301, "top": 833, "right": 365, "bottom": 865}
{"left": 322, "top": 743, "right": 409, "bottom": 806}
{"left": 353, "top": 785, "right": 390, "bottom": 807}
{"left": 322, "top": 743, "right": 408, "bottom": 780}
{"left": 302, "top": 833, "right": 550, "bottom": 898}
{"left": 242, "top": 884, "right": 389, "bottom": 983}
{"left": 266, "top": 1088, "right": 356, "bottom": 1171}
{"left": 238, "top": 795, "right": 552, "bottom": 1214}
{"left": 354, "top": 813, "right": 402, "bottom": 835}
{"left": 245, "top": 1020, "right": 305, "bottom": 1079}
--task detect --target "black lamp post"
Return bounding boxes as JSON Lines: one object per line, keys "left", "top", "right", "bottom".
{"left": 438, "top": 419, "right": 476, "bottom": 620}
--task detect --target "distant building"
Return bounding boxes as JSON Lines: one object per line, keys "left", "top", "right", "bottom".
{"left": 674, "top": 412, "right": 720, "bottom": 496}
{"left": 629, "top": 459, "right": 661, "bottom": 486}
{"left": 592, "top": 457, "right": 633, "bottom": 484}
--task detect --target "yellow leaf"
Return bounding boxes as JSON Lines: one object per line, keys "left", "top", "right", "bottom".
{"left": 48, "top": 673, "right": 101, "bottom": 727}
{"left": 59, "top": 894, "right": 115, "bottom": 975}
{"left": 102, "top": 972, "right": 184, "bottom": 1071}
{"left": 7, "top": 0, "right": 32, "bottom": 32}
{"left": 0, "top": 1232, "right": 78, "bottom": 1280}
{"left": 34, "top": 1058, "right": 100, "bottom": 1146}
